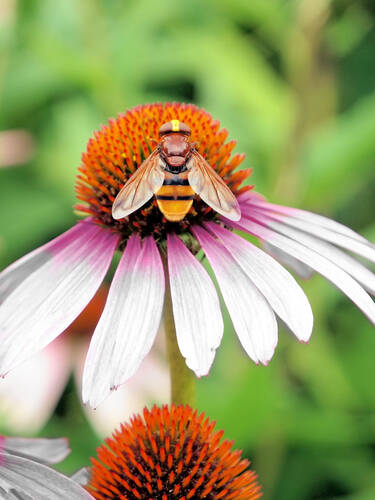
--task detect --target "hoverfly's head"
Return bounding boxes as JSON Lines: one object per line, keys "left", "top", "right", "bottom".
{"left": 159, "top": 120, "right": 191, "bottom": 137}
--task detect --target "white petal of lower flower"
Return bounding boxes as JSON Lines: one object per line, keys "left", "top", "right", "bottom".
{"left": 208, "top": 222, "right": 313, "bottom": 342}
{"left": 0, "top": 221, "right": 118, "bottom": 376}
{"left": 262, "top": 241, "right": 315, "bottom": 279}
{"left": 252, "top": 210, "right": 375, "bottom": 295}
{"left": 71, "top": 468, "right": 91, "bottom": 486}
{"left": 193, "top": 226, "right": 277, "bottom": 364}
{"left": 0, "top": 454, "right": 93, "bottom": 499}
{"left": 3, "top": 438, "right": 70, "bottom": 465}
{"left": 235, "top": 218, "right": 375, "bottom": 324}
{"left": 82, "top": 235, "right": 165, "bottom": 408}
{"left": 239, "top": 192, "right": 368, "bottom": 243}
{"left": 167, "top": 233, "right": 223, "bottom": 376}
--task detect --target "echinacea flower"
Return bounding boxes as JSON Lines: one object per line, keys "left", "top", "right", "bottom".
{"left": 85, "top": 404, "right": 262, "bottom": 500}
{"left": 1, "top": 102, "right": 375, "bottom": 407}
{"left": 0, "top": 435, "right": 93, "bottom": 499}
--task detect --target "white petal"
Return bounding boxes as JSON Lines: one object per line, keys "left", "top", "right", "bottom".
{"left": 253, "top": 211, "right": 375, "bottom": 295}
{"left": 167, "top": 233, "right": 223, "bottom": 376}
{"left": 82, "top": 235, "right": 165, "bottom": 408}
{"left": 234, "top": 218, "right": 375, "bottom": 324}
{"left": 262, "top": 241, "right": 315, "bottom": 279}
{"left": 251, "top": 206, "right": 375, "bottom": 262}
{"left": 71, "top": 468, "right": 91, "bottom": 486}
{"left": 0, "top": 221, "right": 118, "bottom": 376}
{"left": 206, "top": 222, "right": 313, "bottom": 342}
{"left": 0, "top": 247, "right": 50, "bottom": 304}
{"left": 3, "top": 438, "right": 70, "bottom": 465}
{"left": 193, "top": 226, "right": 277, "bottom": 364}
{"left": 0, "top": 454, "right": 93, "bottom": 499}
{"left": 240, "top": 193, "right": 368, "bottom": 243}
{"left": 77, "top": 331, "right": 169, "bottom": 436}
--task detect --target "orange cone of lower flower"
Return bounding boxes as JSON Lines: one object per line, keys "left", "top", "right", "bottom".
{"left": 86, "top": 404, "right": 262, "bottom": 500}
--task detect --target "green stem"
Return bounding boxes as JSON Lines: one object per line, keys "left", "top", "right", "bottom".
{"left": 163, "top": 256, "right": 196, "bottom": 407}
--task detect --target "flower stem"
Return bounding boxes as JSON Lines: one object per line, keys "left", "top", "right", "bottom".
{"left": 163, "top": 257, "right": 196, "bottom": 407}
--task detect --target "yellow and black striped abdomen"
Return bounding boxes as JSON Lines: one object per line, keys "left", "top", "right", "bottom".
{"left": 156, "top": 172, "right": 195, "bottom": 222}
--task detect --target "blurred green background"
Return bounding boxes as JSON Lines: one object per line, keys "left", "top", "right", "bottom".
{"left": 1, "top": 0, "right": 375, "bottom": 498}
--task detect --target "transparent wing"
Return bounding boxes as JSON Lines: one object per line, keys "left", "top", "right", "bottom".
{"left": 112, "top": 150, "right": 165, "bottom": 219}
{"left": 188, "top": 151, "right": 241, "bottom": 221}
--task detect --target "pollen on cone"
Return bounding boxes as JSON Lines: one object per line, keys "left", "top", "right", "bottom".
{"left": 86, "top": 404, "right": 262, "bottom": 500}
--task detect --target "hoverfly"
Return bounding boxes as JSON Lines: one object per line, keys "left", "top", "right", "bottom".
{"left": 112, "top": 120, "right": 241, "bottom": 222}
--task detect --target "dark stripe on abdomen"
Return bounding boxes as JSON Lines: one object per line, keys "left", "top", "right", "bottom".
{"left": 156, "top": 195, "right": 195, "bottom": 201}
{"left": 163, "top": 177, "right": 190, "bottom": 186}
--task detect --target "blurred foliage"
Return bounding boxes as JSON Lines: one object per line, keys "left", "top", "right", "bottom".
{"left": 0, "top": 0, "right": 375, "bottom": 498}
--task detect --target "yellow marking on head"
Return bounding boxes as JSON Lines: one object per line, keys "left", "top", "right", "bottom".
{"left": 171, "top": 119, "right": 180, "bottom": 132}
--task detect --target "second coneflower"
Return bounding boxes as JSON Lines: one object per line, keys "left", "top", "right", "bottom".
{"left": 0, "top": 102, "right": 375, "bottom": 407}
{"left": 85, "top": 404, "right": 262, "bottom": 500}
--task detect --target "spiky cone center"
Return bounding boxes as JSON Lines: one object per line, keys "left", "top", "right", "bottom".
{"left": 75, "top": 103, "right": 252, "bottom": 247}
{"left": 86, "top": 404, "right": 262, "bottom": 500}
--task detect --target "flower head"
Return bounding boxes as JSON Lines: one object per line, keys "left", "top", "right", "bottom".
{"left": 1, "top": 102, "right": 375, "bottom": 407}
{"left": 86, "top": 404, "right": 262, "bottom": 500}
{"left": 75, "top": 103, "right": 249, "bottom": 245}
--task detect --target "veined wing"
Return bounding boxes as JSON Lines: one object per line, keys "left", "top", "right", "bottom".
{"left": 188, "top": 151, "right": 241, "bottom": 221}
{"left": 112, "top": 150, "right": 165, "bottom": 219}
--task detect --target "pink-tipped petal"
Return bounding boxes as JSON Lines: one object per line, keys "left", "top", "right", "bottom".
{"left": 0, "top": 220, "right": 118, "bottom": 376}
{"left": 234, "top": 217, "right": 375, "bottom": 325}
{"left": 0, "top": 338, "right": 71, "bottom": 433}
{"left": 82, "top": 235, "right": 165, "bottom": 408}
{"left": 0, "top": 454, "right": 93, "bottom": 499}
{"left": 240, "top": 195, "right": 369, "bottom": 244}
{"left": 250, "top": 205, "right": 375, "bottom": 262}
{"left": 167, "top": 233, "right": 223, "bottom": 377}
{"left": 3, "top": 437, "right": 70, "bottom": 465}
{"left": 193, "top": 226, "right": 277, "bottom": 364}
{"left": 207, "top": 222, "right": 313, "bottom": 342}
{"left": 252, "top": 210, "right": 375, "bottom": 295}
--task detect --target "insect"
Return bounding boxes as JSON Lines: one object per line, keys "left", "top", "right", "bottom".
{"left": 112, "top": 119, "right": 241, "bottom": 222}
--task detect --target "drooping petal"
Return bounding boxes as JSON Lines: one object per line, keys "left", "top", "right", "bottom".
{"left": 233, "top": 217, "right": 375, "bottom": 324}
{"left": 71, "top": 468, "right": 91, "bottom": 486}
{"left": 0, "top": 246, "right": 50, "bottom": 304}
{"left": 251, "top": 210, "right": 375, "bottom": 295}
{"left": 206, "top": 222, "right": 313, "bottom": 342}
{"left": 0, "top": 338, "right": 71, "bottom": 433}
{"left": 3, "top": 437, "right": 70, "bottom": 465}
{"left": 245, "top": 203, "right": 375, "bottom": 263}
{"left": 0, "top": 454, "right": 93, "bottom": 499}
{"left": 167, "top": 233, "right": 223, "bottom": 376}
{"left": 0, "top": 220, "right": 118, "bottom": 377}
{"left": 192, "top": 226, "right": 277, "bottom": 364}
{"left": 82, "top": 235, "right": 165, "bottom": 408}
{"left": 77, "top": 334, "right": 169, "bottom": 436}
{"left": 239, "top": 192, "right": 368, "bottom": 243}
{"left": 262, "top": 241, "right": 315, "bottom": 279}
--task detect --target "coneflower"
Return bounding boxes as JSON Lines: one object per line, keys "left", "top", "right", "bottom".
{"left": 85, "top": 404, "right": 262, "bottom": 500}
{"left": 0, "top": 102, "right": 374, "bottom": 407}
